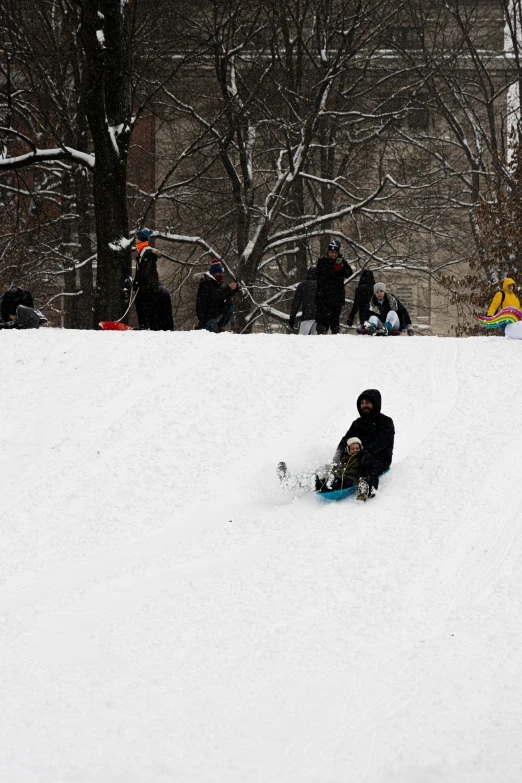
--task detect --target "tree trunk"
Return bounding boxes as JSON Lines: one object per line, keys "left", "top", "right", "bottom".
{"left": 79, "top": 0, "right": 134, "bottom": 324}
{"left": 236, "top": 224, "right": 270, "bottom": 333}
{"left": 63, "top": 268, "right": 78, "bottom": 328}
{"left": 91, "top": 156, "right": 131, "bottom": 323}
{"left": 75, "top": 166, "right": 95, "bottom": 328}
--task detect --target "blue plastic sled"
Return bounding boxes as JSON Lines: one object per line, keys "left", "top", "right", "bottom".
{"left": 316, "top": 468, "right": 390, "bottom": 502}
{"left": 316, "top": 484, "right": 358, "bottom": 502}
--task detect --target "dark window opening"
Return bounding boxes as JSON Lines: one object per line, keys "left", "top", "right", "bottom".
{"left": 387, "top": 26, "right": 422, "bottom": 50}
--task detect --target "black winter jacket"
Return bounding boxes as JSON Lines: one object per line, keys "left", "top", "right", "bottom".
{"left": 334, "top": 389, "right": 394, "bottom": 474}
{"left": 1, "top": 287, "right": 34, "bottom": 323}
{"left": 347, "top": 269, "right": 375, "bottom": 326}
{"left": 315, "top": 255, "right": 353, "bottom": 314}
{"left": 290, "top": 267, "right": 317, "bottom": 325}
{"left": 368, "top": 292, "right": 412, "bottom": 330}
{"left": 195, "top": 272, "right": 237, "bottom": 323}
{"left": 133, "top": 245, "right": 161, "bottom": 294}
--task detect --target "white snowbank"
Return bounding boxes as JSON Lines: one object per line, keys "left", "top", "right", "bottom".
{"left": 1, "top": 330, "right": 521, "bottom": 782}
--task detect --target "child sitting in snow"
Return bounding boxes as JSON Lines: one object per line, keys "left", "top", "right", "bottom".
{"left": 316, "top": 437, "right": 363, "bottom": 492}
{"left": 277, "top": 437, "right": 363, "bottom": 493}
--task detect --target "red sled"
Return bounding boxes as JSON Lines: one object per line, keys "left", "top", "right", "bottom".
{"left": 98, "top": 321, "right": 134, "bottom": 331}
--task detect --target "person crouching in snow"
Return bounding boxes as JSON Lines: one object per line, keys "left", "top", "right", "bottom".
{"left": 316, "top": 437, "right": 363, "bottom": 492}
{"left": 194, "top": 259, "right": 238, "bottom": 332}
{"left": 364, "top": 282, "right": 414, "bottom": 336}
{"left": 0, "top": 286, "right": 47, "bottom": 329}
{"left": 487, "top": 278, "right": 521, "bottom": 334}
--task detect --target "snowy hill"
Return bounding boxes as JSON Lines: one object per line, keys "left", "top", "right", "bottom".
{"left": 2, "top": 330, "right": 522, "bottom": 783}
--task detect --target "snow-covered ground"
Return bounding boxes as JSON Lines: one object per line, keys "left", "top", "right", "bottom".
{"left": 1, "top": 330, "right": 521, "bottom": 783}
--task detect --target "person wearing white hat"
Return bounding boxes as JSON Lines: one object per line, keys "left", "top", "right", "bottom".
{"left": 364, "top": 282, "right": 414, "bottom": 336}
{"left": 277, "top": 436, "right": 364, "bottom": 494}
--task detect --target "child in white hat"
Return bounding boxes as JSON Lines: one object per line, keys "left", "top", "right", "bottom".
{"left": 277, "top": 438, "right": 364, "bottom": 493}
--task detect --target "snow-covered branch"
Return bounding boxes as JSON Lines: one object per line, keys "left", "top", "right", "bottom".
{"left": 0, "top": 146, "right": 95, "bottom": 171}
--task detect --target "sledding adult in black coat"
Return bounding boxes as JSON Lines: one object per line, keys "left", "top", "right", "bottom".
{"left": 315, "top": 239, "right": 353, "bottom": 334}
{"left": 1, "top": 286, "right": 34, "bottom": 324}
{"left": 346, "top": 269, "right": 375, "bottom": 327}
{"left": 289, "top": 266, "right": 317, "bottom": 334}
{"left": 334, "top": 389, "right": 394, "bottom": 492}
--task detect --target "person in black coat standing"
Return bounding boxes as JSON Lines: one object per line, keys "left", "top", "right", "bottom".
{"left": 133, "top": 229, "right": 175, "bottom": 330}
{"left": 346, "top": 269, "right": 375, "bottom": 330}
{"left": 334, "top": 388, "right": 394, "bottom": 496}
{"left": 289, "top": 266, "right": 317, "bottom": 334}
{"left": 194, "top": 259, "right": 238, "bottom": 332}
{"left": 315, "top": 239, "right": 353, "bottom": 334}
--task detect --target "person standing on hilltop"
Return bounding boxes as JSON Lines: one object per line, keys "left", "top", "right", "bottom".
{"left": 487, "top": 278, "right": 521, "bottom": 335}
{"left": 487, "top": 278, "right": 520, "bottom": 316}
{"left": 289, "top": 266, "right": 317, "bottom": 335}
{"left": 315, "top": 239, "right": 353, "bottom": 335}
{"left": 133, "top": 229, "right": 175, "bottom": 331}
{"left": 346, "top": 268, "right": 375, "bottom": 332}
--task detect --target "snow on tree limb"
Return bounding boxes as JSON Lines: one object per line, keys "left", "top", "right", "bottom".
{"left": 0, "top": 146, "right": 95, "bottom": 170}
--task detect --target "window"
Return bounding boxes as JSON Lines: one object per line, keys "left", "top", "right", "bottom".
{"left": 408, "top": 94, "right": 430, "bottom": 131}
{"left": 385, "top": 94, "right": 407, "bottom": 125}
{"left": 386, "top": 26, "right": 422, "bottom": 50}
{"left": 379, "top": 93, "right": 430, "bottom": 131}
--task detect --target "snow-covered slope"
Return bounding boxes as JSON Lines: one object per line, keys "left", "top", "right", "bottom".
{"left": 1, "top": 330, "right": 521, "bottom": 783}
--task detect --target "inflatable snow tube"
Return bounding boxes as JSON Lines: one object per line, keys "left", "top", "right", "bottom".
{"left": 477, "top": 306, "right": 522, "bottom": 329}
{"left": 505, "top": 321, "right": 522, "bottom": 340}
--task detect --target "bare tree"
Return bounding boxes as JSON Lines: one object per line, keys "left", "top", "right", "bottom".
{"left": 142, "top": 0, "right": 453, "bottom": 332}
{"left": 0, "top": 0, "right": 135, "bottom": 323}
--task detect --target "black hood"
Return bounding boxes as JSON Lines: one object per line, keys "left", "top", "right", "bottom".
{"left": 359, "top": 269, "right": 375, "bottom": 287}
{"left": 306, "top": 266, "right": 317, "bottom": 280}
{"left": 357, "top": 389, "right": 382, "bottom": 416}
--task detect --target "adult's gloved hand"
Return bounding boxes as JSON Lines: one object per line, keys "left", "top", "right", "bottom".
{"left": 407, "top": 324, "right": 414, "bottom": 336}
{"left": 361, "top": 452, "right": 374, "bottom": 470}
{"left": 346, "top": 318, "right": 353, "bottom": 327}
{"left": 288, "top": 319, "right": 295, "bottom": 330}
